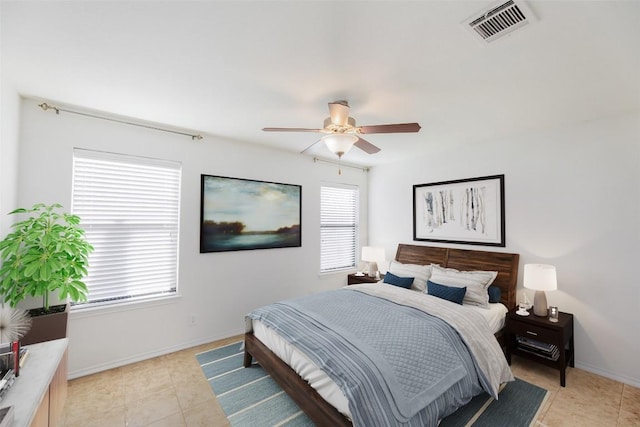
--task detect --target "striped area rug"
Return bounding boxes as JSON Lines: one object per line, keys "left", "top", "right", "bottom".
{"left": 197, "top": 341, "right": 548, "bottom": 427}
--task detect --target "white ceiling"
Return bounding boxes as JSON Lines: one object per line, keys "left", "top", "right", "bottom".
{"left": 2, "top": 0, "right": 639, "bottom": 166}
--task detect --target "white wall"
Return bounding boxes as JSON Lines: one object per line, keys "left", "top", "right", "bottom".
{"left": 0, "top": 5, "right": 20, "bottom": 236}
{"left": 0, "top": 90, "right": 20, "bottom": 234}
{"left": 15, "top": 97, "right": 369, "bottom": 378}
{"left": 368, "top": 112, "right": 640, "bottom": 387}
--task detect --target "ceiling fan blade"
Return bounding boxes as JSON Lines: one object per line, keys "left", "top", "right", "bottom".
{"left": 354, "top": 136, "right": 381, "bottom": 154}
{"left": 358, "top": 123, "right": 421, "bottom": 134}
{"left": 328, "top": 101, "right": 350, "bottom": 126}
{"left": 263, "top": 127, "right": 323, "bottom": 132}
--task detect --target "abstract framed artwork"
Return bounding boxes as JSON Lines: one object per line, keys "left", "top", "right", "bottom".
{"left": 413, "top": 174, "right": 505, "bottom": 247}
{"left": 200, "top": 175, "right": 301, "bottom": 253}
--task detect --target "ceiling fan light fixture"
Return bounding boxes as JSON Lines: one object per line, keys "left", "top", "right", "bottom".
{"left": 263, "top": 99, "right": 421, "bottom": 158}
{"left": 322, "top": 134, "right": 358, "bottom": 158}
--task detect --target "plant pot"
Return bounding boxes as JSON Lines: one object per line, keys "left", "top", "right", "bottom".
{"left": 20, "top": 303, "right": 69, "bottom": 346}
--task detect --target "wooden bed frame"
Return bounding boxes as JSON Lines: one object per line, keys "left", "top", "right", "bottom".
{"left": 243, "top": 244, "right": 520, "bottom": 426}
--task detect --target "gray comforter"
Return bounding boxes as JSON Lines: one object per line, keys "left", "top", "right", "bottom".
{"left": 247, "top": 283, "right": 513, "bottom": 426}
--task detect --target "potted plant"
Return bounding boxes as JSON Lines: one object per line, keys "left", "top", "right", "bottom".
{"left": 0, "top": 203, "right": 93, "bottom": 344}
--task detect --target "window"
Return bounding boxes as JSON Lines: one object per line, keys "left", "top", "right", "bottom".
{"left": 320, "top": 184, "right": 359, "bottom": 272}
{"left": 71, "top": 149, "right": 181, "bottom": 307}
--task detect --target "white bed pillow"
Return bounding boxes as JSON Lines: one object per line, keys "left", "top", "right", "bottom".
{"left": 387, "top": 261, "right": 433, "bottom": 292}
{"left": 429, "top": 264, "right": 498, "bottom": 308}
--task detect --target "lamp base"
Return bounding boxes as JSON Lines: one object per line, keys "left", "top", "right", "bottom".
{"left": 532, "top": 290, "right": 548, "bottom": 317}
{"left": 367, "top": 262, "right": 378, "bottom": 277}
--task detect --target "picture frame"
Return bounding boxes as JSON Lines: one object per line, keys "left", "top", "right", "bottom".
{"left": 413, "top": 174, "right": 505, "bottom": 247}
{"left": 200, "top": 175, "right": 301, "bottom": 253}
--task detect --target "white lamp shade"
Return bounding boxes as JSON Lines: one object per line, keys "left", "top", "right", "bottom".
{"left": 361, "top": 246, "right": 385, "bottom": 262}
{"left": 523, "top": 264, "right": 557, "bottom": 291}
{"left": 322, "top": 134, "right": 358, "bottom": 158}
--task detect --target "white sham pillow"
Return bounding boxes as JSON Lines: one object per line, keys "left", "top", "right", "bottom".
{"left": 429, "top": 264, "right": 498, "bottom": 308}
{"left": 387, "top": 261, "right": 433, "bottom": 292}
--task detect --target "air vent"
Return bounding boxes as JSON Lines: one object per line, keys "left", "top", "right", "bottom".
{"left": 463, "top": 0, "right": 536, "bottom": 43}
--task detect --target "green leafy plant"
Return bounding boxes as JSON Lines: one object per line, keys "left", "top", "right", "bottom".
{"left": 0, "top": 203, "right": 94, "bottom": 312}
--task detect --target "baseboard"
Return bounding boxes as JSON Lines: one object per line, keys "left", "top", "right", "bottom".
{"left": 67, "top": 327, "right": 244, "bottom": 379}
{"left": 575, "top": 361, "right": 640, "bottom": 388}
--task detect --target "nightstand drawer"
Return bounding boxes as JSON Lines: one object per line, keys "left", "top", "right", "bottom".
{"left": 508, "top": 320, "right": 556, "bottom": 342}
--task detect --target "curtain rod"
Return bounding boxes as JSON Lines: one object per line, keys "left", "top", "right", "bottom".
{"left": 313, "top": 157, "right": 369, "bottom": 173}
{"left": 38, "top": 102, "right": 203, "bottom": 141}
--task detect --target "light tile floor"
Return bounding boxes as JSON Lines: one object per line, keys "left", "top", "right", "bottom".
{"left": 61, "top": 336, "right": 640, "bottom": 426}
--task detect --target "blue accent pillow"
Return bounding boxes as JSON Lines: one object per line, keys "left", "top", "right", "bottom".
{"left": 427, "top": 280, "right": 466, "bottom": 305}
{"left": 383, "top": 271, "right": 414, "bottom": 289}
{"left": 488, "top": 285, "right": 502, "bottom": 303}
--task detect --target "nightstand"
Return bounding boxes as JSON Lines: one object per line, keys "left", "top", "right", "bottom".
{"left": 505, "top": 308, "right": 574, "bottom": 386}
{"left": 347, "top": 273, "right": 383, "bottom": 285}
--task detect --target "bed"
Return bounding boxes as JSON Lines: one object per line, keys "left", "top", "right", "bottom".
{"left": 243, "top": 244, "right": 519, "bottom": 426}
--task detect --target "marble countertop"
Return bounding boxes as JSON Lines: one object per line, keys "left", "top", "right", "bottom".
{"left": 0, "top": 338, "right": 68, "bottom": 427}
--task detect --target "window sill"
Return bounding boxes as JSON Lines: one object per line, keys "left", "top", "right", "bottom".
{"left": 319, "top": 268, "right": 357, "bottom": 276}
{"left": 70, "top": 293, "right": 182, "bottom": 319}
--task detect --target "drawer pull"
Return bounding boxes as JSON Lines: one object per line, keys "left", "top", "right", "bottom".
{"left": 526, "top": 331, "right": 538, "bottom": 336}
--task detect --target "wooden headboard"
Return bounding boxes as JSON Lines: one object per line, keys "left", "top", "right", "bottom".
{"left": 395, "top": 244, "right": 520, "bottom": 309}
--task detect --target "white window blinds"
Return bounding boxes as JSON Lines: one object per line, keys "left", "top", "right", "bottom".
{"left": 320, "top": 184, "right": 359, "bottom": 272}
{"left": 71, "top": 149, "right": 181, "bottom": 307}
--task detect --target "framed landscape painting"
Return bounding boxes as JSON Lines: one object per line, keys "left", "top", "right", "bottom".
{"left": 413, "top": 174, "right": 505, "bottom": 247}
{"left": 200, "top": 175, "right": 301, "bottom": 252}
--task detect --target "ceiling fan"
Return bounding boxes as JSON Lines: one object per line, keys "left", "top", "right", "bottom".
{"left": 263, "top": 100, "right": 421, "bottom": 159}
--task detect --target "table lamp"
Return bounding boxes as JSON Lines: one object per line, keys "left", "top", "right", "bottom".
{"left": 361, "top": 246, "right": 385, "bottom": 278}
{"left": 523, "top": 263, "right": 557, "bottom": 317}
